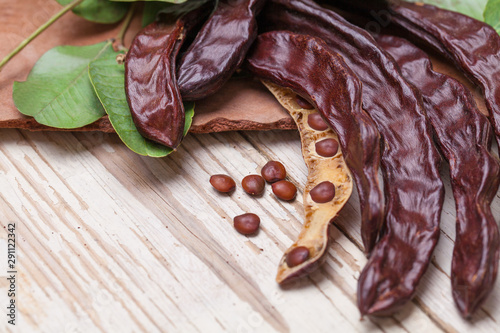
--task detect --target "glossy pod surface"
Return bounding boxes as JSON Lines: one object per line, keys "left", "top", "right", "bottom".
{"left": 125, "top": 6, "right": 209, "bottom": 149}
{"left": 125, "top": 20, "right": 186, "bottom": 148}
{"left": 334, "top": 0, "right": 500, "bottom": 146}
{"left": 247, "top": 29, "right": 384, "bottom": 256}
{"left": 390, "top": 1, "right": 500, "bottom": 145}
{"left": 177, "top": 0, "right": 266, "bottom": 100}
{"left": 377, "top": 34, "right": 500, "bottom": 318}
{"left": 261, "top": 0, "right": 444, "bottom": 316}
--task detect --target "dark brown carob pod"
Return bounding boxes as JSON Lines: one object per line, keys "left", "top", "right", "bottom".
{"left": 389, "top": 1, "right": 500, "bottom": 146}
{"left": 246, "top": 31, "right": 382, "bottom": 281}
{"left": 125, "top": 7, "right": 208, "bottom": 149}
{"left": 125, "top": 20, "right": 185, "bottom": 149}
{"left": 332, "top": 0, "right": 500, "bottom": 145}
{"left": 251, "top": 17, "right": 385, "bottom": 255}
{"left": 261, "top": 5, "right": 444, "bottom": 315}
{"left": 177, "top": 0, "right": 266, "bottom": 101}
{"left": 376, "top": 34, "right": 500, "bottom": 318}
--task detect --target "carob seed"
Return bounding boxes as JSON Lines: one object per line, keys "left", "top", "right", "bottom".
{"left": 315, "top": 138, "right": 339, "bottom": 157}
{"left": 272, "top": 180, "right": 297, "bottom": 201}
{"left": 296, "top": 95, "right": 314, "bottom": 109}
{"left": 233, "top": 213, "right": 260, "bottom": 235}
{"left": 286, "top": 246, "right": 310, "bottom": 267}
{"left": 242, "top": 175, "right": 266, "bottom": 195}
{"left": 210, "top": 174, "right": 236, "bottom": 193}
{"left": 307, "top": 113, "right": 329, "bottom": 131}
{"left": 310, "top": 181, "right": 336, "bottom": 203}
{"left": 261, "top": 161, "right": 287, "bottom": 183}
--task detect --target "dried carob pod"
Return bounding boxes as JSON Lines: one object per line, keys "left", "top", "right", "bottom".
{"left": 261, "top": 0, "right": 445, "bottom": 316}
{"left": 332, "top": 0, "right": 500, "bottom": 145}
{"left": 261, "top": 0, "right": 445, "bottom": 262}
{"left": 247, "top": 25, "right": 384, "bottom": 255}
{"left": 262, "top": 4, "right": 446, "bottom": 316}
{"left": 376, "top": 34, "right": 500, "bottom": 318}
{"left": 263, "top": 81, "right": 353, "bottom": 284}
{"left": 125, "top": 8, "right": 207, "bottom": 149}
{"left": 177, "top": 0, "right": 266, "bottom": 101}
{"left": 246, "top": 31, "right": 383, "bottom": 281}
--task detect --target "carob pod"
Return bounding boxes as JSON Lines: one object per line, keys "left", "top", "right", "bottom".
{"left": 376, "top": 34, "right": 500, "bottom": 318}
{"left": 125, "top": 8, "right": 207, "bottom": 149}
{"left": 246, "top": 31, "right": 383, "bottom": 263}
{"left": 177, "top": 0, "right": 266, "bottom": 101}
{"left": 262, "top": 2, "right": 445, "bottom": 316}
{"left": 259, "top": 6, "right": 385, "bottom": 253}
{"left": 334, "top": 0, "right": 500, "bottom": 145}
{"left": 390, "top": 2, "right": 500, "bottom": 145}
{"left": 261, "top": 0, "right": 445, "bottom": 261}
{"left": 262, "top": 81, "right": 353, "bottom": 283}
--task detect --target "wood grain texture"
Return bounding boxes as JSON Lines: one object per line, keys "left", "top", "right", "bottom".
{"left": 0, "top": 127, "right": 498, "bottom": 332}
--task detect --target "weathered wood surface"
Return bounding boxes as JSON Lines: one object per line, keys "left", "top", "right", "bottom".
{"left": 0, "top": 127, "right": 499, "bottom": 332}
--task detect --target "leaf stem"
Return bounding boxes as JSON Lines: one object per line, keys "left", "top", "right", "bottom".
{"left": 115, "top": 3, "right": 137, "bottom": 52}
{"left": 0, "top": 0, "right": 84, "bottom": 72}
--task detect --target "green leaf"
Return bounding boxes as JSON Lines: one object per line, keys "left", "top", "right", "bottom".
{"left": 420, "top": 0, "right": 488, "bottom": 21}
{"left": 56, "top": 0, "right": 130, "bottom": 24}
{"left": 88, "top": 52, "right": 194, "bottom": 157}
{"left": 141, "top": 0, "right": 211, "bottom": 27}
{"left": 142, "top": 2, "right": 175, "bottom": 27}
{"left": 112, "top": 0, "right": 186, "bottom": 2}
{"left": 484, "top": 0, "right": 500, "bottom": 32}
{"left": 13, "top": 41, "right": 115, "bottom": 129}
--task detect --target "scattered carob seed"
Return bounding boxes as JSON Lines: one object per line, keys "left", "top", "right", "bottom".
{"left": 234, "top": 213, "right": 260, "bottom": 235}
{"left": 272, "top": 180, "right": 297, "bottom": 201}
{"left": 210, "top": 175, "right": 236, "bottom": 193}
{"left": 242, "top": 175, "right": 266, "bottom": 196}
{"left": 261, "top": 161, "right": 287, "bottom": 183}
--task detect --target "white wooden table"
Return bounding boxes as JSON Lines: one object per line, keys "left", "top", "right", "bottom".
{"left": 0, "top": 126, "right": 499, "bottom": 332}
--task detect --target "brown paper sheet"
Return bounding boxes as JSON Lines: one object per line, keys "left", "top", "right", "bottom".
{"left": 0, "top": 1, "right": 487, "bottom": 135}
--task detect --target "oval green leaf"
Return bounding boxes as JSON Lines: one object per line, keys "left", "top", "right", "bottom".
{"left": 56, "top": 0, "right": 130, "bottom": 24}
{"left": 141, "top": 0, "right": 211, "bottom": 27}
{"left": 88, "top": 52, "right": 194, "bottom": 157}
{"left": 13, "top": 41, "right": 115, "bottom": 129}
{"left": 422, "top": 0, "right": 488, "bottom": 21}
{"left": 485, "top": 0, "right": 500, "bottom": 32}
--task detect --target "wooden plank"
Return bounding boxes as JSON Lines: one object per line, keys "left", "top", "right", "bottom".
{"left": 1, "top": 128, "right": 496, "bottom": 332}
